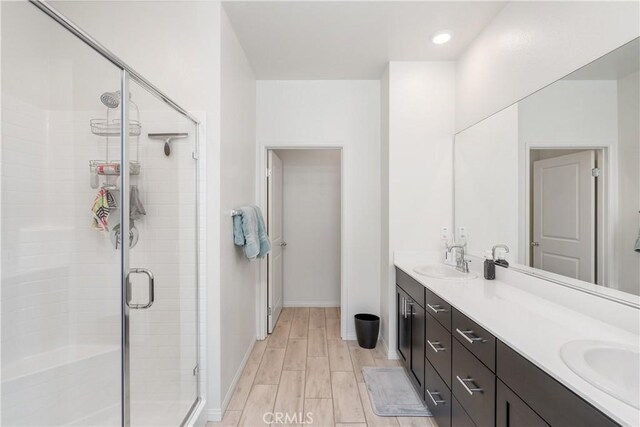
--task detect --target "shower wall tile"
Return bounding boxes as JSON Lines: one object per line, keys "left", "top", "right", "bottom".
{"left": 2, "top": 96, "right": 203, "bottom": 425}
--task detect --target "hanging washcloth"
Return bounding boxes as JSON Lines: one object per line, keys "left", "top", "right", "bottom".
{"left": 106, "top": 190, "right": 117, "bottom": 208}
{"left": 130, "top": 186, "right": 146, "bottom": 221}
{"left": 91, "top": 188, "right": 111, "bottom": 231}
{"left": 635, "top": 228, "right": 640, "bottom": 253}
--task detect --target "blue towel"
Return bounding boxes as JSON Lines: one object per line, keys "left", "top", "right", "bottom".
{"left": 233, "top": 206, "right": 271, "bottom": 259}
{"left": 254, "top": 205, "right": 271, "bottom": 258}
{"left": 233, "top": 212, "right": 245, "bottom": 246}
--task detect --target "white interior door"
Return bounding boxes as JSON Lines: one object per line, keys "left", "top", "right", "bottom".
{"left": 267, "top": 151, "right": 284, "bottom": 333}
{"left": 532, "top": 150, "right": 596, "bottom": 282}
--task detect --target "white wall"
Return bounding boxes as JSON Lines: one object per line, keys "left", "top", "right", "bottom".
{"left": 455, "top": 1, "right": 640, "bottom": 132}
{"left": 454, "top": 104, "right": 519, "bottom": 261}
{"left": 276, "top": 149, "right": 341, "bottom": 307}
{"left": 518, "top": 80, "right": 619, "bottom": 145}
{"left": 617, "top": 71, "right": 640, "bottom": 295}
{"left": 219, "top": 8, "right": 257, "bottom": 416}
{"left": 379, "top": 66, "right": 390, "bottom": 350}
{"left": 383, "top": 62, "right": 456, "bottom": 354}
{"left": 256, "top": 80, "right": 380, "bottom": 339}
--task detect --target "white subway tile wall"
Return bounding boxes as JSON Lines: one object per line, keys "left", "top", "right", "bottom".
{"left": 1, "top": 93, "right": 200, "bottom": 425}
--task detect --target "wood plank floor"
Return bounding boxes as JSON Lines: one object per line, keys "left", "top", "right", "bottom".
{"left": 207, "top": 307, "right": 436, "bottom": 427}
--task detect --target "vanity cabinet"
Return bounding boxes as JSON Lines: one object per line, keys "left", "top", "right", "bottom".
{"left": 496, "top": 379, "right": 549, "bottom": 427}
{"left": 496, "top": 342, "right": 619, "bottom": 427}
{"left": 396, "top": 268, "right": 426, "bottom": 397}
{"left": 395, "top": 267, "right": 621, "bottom": 427}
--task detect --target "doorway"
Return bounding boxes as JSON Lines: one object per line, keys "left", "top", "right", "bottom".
{"left": 266, "top": 149, "right": 342, "bottom": 334}
{"left": 529, "top": 148, "right": 605, "bottom": 284}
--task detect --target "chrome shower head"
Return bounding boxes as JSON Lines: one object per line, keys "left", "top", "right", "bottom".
{"left": 100, "top": 90, "right": 120, "bottom": 108}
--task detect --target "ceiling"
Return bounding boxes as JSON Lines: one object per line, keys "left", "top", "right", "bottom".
{"left": 223, "top": 1, "right": 506, "bottom": 79}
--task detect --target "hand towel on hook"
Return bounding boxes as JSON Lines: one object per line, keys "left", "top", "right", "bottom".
{"left": 233, "top": 206, "right": 271, "bottom": 259}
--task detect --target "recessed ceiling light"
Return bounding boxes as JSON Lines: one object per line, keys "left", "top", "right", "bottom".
{"left": 432, "top": 31, "right": 452, "bottom": 45}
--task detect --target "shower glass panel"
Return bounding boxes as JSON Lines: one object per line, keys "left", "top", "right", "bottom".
{"left": 1, "top": 2, "right": 123, "bottom": 425}
{"left": 2, "top": 2, "right": 201, "bottom": 426}
{"left": 125, "top": 79, "right": 199, "bottom": 426}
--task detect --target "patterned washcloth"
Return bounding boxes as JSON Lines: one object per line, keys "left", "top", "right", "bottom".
{"left": 92, "top": 188, "right": 112, "bottom": 231}
{"left": 106, "top": 190, "right": 117, "bottom": 208}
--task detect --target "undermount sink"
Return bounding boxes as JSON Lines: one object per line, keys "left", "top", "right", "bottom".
{"left": 413, "top": 264, "right": 478, "bottom": 281}
{"left": 560, "top": 340, "right": 640, "bottom": 409}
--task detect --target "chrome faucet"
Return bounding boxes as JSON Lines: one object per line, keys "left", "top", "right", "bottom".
{"left": 446, "top": 242, "right": 471, "bottom": 273}
{"left": 491, "top": 244, "right": 510, "bottom": 260}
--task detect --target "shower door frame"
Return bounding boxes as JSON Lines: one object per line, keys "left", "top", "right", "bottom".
{"left": 27, "top": 2, "right": 203, "bottom": 426}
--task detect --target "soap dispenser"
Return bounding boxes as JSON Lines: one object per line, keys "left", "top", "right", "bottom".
{"left": 483, "top": 250, "right": 495, "bottom": 280}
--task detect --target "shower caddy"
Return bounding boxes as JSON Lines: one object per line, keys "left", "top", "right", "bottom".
{"left": 89, "top": 92, "right": 142, "bottom": 248}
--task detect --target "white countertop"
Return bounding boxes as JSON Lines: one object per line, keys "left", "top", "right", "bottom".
{"left": 394, "top": 252, "right": 640, "bottom": 427}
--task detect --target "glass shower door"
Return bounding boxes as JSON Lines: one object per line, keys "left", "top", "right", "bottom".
{"left": 124, "top": 79, "right": 199, "bottom": 426}
{"left": 1, "top": 2, "right": 124, "bottom": 425}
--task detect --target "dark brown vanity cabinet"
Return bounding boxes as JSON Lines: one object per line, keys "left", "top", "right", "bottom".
{"left": 396, "top": 268, "right": 426, "bottom": 397}
{"left": 397, "top": 286, "right": 411, "bottom": 365}
{"left": 496, "top": 379, "right": 549, "bottom": 427}
{"left": 395, "top": 267, "right": 620, "bottom": 427}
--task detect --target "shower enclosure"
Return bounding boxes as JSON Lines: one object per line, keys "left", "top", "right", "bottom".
{"left": 1, "top": 1, "right": 201, "bottom": 425}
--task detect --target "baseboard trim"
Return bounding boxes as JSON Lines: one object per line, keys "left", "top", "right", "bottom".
{"left": 210, "top": 338, "right": 256, "bottom": 421}
{"left": 283, "top": 301, "right": 340, "bottom": 308}
{"left": 380, "top": 336, "right": 399, "bottom": 360}
{"left": 207, "top": 409, "right": 222, "bottom": 422}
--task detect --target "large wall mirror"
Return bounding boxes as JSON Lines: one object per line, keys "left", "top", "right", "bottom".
{"left": 454, "top": 38, "right": 640, "bottom": 302}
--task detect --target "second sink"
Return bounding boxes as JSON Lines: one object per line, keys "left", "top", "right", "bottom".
{"left": 560, "top": 340, "right": 640, "bottom": 409}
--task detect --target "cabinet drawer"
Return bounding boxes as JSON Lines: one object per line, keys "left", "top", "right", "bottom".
{"left": 451, "top": 396, "right": 476, "bottom": 427}
{"left": 396, "top": 267, "right": 425, "bottom": 308}
{"left": 426, "top": 288, "right": 452, "bottom": 331}
{"left": 426, "top": 312, "right": 452, "bottom": 387}
{"left": 452, "top": 308, "right": 496, "bottom": 371}
{"left": 452, "top": 339, "right": 495, "bottom": 427}
{"left": 425, "top": 358, "right": 451, "bottom": 427}
{"left": 497, "top": 341, "right": 619, "bottom": 427}
{"left": 496, "top": 379, "right": 549, "bottom": 427}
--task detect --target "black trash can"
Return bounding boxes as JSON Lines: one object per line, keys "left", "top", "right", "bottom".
{"left": 354, "top": 313, "right": 380, "bottom": 349}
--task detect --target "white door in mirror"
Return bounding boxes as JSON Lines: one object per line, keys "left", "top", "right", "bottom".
{"left": 532, "top": 151, "right": 595, "bottom": 282}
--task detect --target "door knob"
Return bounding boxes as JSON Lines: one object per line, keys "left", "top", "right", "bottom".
{"left": 530, "top": 241, "right": 540, "bottom": 247}
{"left": 280, "top": 242, "right": 287, "bottom": 247}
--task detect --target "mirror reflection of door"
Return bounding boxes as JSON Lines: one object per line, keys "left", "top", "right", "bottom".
{"left": 530, "top": 149, "right": 600, "bottom": 283}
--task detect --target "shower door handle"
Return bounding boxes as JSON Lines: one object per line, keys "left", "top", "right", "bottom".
{"left": 127, "top": 268, "right": 155, "bottom": 309}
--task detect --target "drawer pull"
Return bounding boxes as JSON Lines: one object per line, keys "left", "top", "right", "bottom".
{"left": 427, "top": 340, "right": 446, "bottom": 353}
{"left": 456, "top": 328, "right": 484, "bottom": 344}
{"left": 456, "top": 376, "right": 483, "bottom": 395}
{"left": 426, "top": 389, "right": 446, "bottom": 406}
{"left": 427, "top": 303, "right": 446, "bottom": 314}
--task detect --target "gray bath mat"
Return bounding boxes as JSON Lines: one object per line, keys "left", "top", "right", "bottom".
{"left": 362, "top": 367, "right": 431, "bottom": 417}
